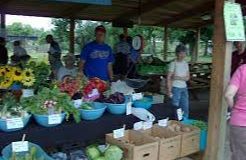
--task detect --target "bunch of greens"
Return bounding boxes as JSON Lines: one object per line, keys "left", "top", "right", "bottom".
{"left": 0, "top": 93, "right": 28, "bottom": 119}
{"left": 24, "top": 61, "right": 51, "bottom": 91}
{"left": 191, "top": 120, "right": 208, "bottom": 130}
{"left": 21, "top": 87, "right": 80, "bottom": 123}
{"left": 86, "top": 144, "right": 123, "bottom": 160}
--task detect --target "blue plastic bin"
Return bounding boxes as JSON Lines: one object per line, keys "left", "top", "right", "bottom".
{"left": 0, "top": 114, "right": 31, "bottom": 132}
{"left": 80, "top": 102, "right": 106, "bottom": 120}
{"left": 106, "top": 103, "right": 127, "bottom": 115}
{"left": 182, "top": 119, "right": 207, "bottom": 151}
{"left": 133, "top": 97, "right": 153, "bottom": 110}
{"left": 2, "top": 142, "right": 53, "bottom": 160}
{"left": 34, "top": 113, "right": 66, "bottom": 127}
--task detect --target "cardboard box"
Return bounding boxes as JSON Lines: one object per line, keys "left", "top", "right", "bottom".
{"left": 106, "top": 130, "right": 159, "bottom": 160}
{"left": 139, "top": 125, "right": 182, "bottom": 160}
{"left": 168, "top": 121, "right": 200, "bottom": 157}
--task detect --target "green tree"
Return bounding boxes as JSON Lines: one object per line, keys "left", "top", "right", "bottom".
{"left": 201, "top": 25, "right": 213, "bottom": 56}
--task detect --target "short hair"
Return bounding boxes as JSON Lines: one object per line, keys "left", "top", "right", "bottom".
{"left": 13, "top": 40, "right": 20, "bottom": 46}
{"left": 0, "top": 37, "right": 5, "bottom": 43}
{"left": 175, "top": 44, "right": 187, "bottom": 54}
{"left": 46, "top": 34, "right": 53, "bottom": 40}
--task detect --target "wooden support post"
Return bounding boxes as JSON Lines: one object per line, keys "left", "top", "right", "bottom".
{"left": 0, "top": 13, "right": 6, "bottom": 37}
{"left": 69, "top": 19, "right": 75, "bottom": 54}
{"left": 204, "top": 0, "right": 233, "bottom": 159}
{"left": 192, "top": 28, "right": 200, "bottom": 63}
{"left": 163, "top": 26, "right": 168, "bottom": 61}
{"left": 123, "top": 27, "right": 128, "bottom": 37}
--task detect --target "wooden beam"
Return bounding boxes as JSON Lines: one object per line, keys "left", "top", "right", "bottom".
{"left": 156, "top": 1, "right": 214, "bottom": 25}
{"left": 204, "top": 0, "right": 233, "bottom": 159}
{"left": 61, "top": 4, "right": 89, "bottom": 18}
{"left": 163, "top": 26, "right": 168, "bottom": 61}
{"left": 0, "top": 14, "right": 6, "bottom": 37}
{"left": 115, "top": 0, "right": 175, "bottom": 20}
{"left": 192, "top": 28, "right": 200, "bottom": 63}
{"left": 69, "top": 19, "right": 75, "bottom": 54}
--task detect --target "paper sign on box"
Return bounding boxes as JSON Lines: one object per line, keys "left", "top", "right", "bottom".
{"left": 48, "top": 114, "right": 62, "bottom": 125}
{"left": 143, "top": 121, "right": 153, "bottom": 130}
{"left": 12, "top": 141, "right": 28, "bottom": 152}
{"left": 6, "top": 118, "right": 24, "bottom": 129}
{"left": 113, "top": 128, "right": 125, "bottom": 139}
{"left": 133, "top": 121, "right": 143, "bottom": 130}
{"left": 132, "top": 93, "right": 143, "bottom": 101}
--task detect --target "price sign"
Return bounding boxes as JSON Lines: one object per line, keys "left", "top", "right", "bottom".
{"left": 6, "top": 118, "right": 24, "bottom": 129}
{"left": 88, "top": 89, "right": 100, "bottom": 98}
{"left": 133, "top": 121, "right": 143, "bottom": 130}
{"left": 48, "top": 114, "right": 62, "bottom": 125}
{"left": 177, "top": 109, "right": 183, "bottom": 121}
{"left": 113, "top": 128, "right": 125, "bottom": 139}
{"left": 126, "top": 102, "right": 132, "bottom": 115}
{"left": 143, "top": 121, "right": 153, "bottom": 130}
{"left": 132, "top": 93, "right": 143, "bottom": 101}
{"left": 158, "top": 118, "right": 169, "bottom": 127}
{"left": 12, "top": 141, "right": 28, "bottom": 152}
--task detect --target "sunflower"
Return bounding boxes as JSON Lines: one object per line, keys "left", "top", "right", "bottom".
{"left": 22, "top": 68, "right": 34, "bottom": 78}
{"left": 21, "top": 77, "right": 35, "bottom": 87}
{"left": 0, "top": 78, "right": 13, "bottom": 89}
{"left": 0, "top": 66, "right": 6, "bottom": 77}
{"left": 12, "top": 67, "right": 23, "bottom": 81}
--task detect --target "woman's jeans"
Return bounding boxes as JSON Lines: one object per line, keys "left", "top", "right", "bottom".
{"left": 172, "top": 87, "right": 189, "bottom": 118}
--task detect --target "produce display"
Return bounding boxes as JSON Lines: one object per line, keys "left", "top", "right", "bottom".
{"left": 137, "top": 64, "right": 167, "bottom": 75}
{"left": 0, "top": 66, "right": 36, "bottom": 89}
{"left": 21, "top": 87, "right": 80, "bottom": 123}
{"left": 167, "top": 122, "right": 192, "bottom": 133}
{"left": 83, "top": 78, "right": 107, "bottom": 95}
{"left": 0, "top": 93, "right": 28, "bottom": 119}
{"left": 85, "top": 144, "right": 123, "bottom": 160}
{"left": 96, "top": 92, "right": 125, "bottom": 104}
{"left": 189, "top": 120, "right": 207, "bottom": 130}
{"left": 80, "top": 103, "right": 93, "bottom": 110}
{"left": 10, "top": 147, "right": 44, "bottom": 160}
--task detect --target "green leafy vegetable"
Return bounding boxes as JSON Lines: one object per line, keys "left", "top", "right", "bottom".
{"left": 104, "top": 145, "right": 123, "bottom": 160}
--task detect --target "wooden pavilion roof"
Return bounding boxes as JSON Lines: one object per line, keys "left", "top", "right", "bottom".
{"left": 0, "top": 0, "right": 245, "bottom": 28}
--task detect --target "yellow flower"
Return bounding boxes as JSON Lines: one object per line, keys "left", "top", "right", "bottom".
{"left": 21, "top": 77, "right": 35, "bottom": 87}
{"left": 0, "top": 78, "right": 13, "bottom": 88}
{"left": 12, "top": 67, "right": 23, "bottom": 81}
{"left": 22, "top": 68, "right": 34, "bottom": 78}
{"left": 0, "top": 67, "right": 6, "bottom": 77}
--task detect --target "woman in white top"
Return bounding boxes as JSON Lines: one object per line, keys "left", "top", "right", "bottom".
{"left": 11, "top": 41, "right": 30, "bottom": 64}
{"left": 167, "top": 44, "right": 190, "bottom": 118}
{"left": 57, "top": 55, "right": 77, "bottom": 81}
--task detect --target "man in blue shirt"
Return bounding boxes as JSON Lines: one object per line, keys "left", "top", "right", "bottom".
{"left": 79, "top": 25, "right": 114, "bottom": 81}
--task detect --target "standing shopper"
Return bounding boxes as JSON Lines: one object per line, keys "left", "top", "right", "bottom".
{"left": 225, "top": 64, "right": 246, "bottom": 160}
{"left": 113, "top": 34, "right": 131, "bottom": 76}
{"left": 46, "top": 35, "right": 63, "bottom": 78}
{"left": 0, "top": 37, "right": 8, "bottom": 65}
{"left": 79, "top": 25, "right": 114, "bottom": 81}
{"left": 231, "top": 41, "right": 246, "bottom": 76}
{"left": 167, "top": 44, "right": 190, "bottom": 118}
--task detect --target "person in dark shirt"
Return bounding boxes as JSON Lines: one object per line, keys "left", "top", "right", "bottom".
{"left": 231, "top": 41, "right": 246, "bottom": 76}
{"left": 0, "top": 37, "right": 8, "bottom": 65}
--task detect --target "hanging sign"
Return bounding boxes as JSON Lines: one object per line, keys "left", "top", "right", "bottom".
{"left": 224, "top": 2, "right": 245, "bottom": 41}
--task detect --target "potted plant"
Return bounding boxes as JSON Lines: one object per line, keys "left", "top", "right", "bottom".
{"left": 21, "top": 87, "right": 80, "bottom": 127}
{"left": 0, "top": 93, "right": 31, "bottom": 132}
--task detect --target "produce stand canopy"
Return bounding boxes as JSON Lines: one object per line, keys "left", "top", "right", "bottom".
{"left": 0, "top": 0, "right": 215, "bottom": 28}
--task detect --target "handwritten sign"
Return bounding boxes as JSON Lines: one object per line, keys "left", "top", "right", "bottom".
{"left": 133, "top": 121, "right": 143, "bottom": 130}
{"left": 48, "top": 114, "right": 62, "bottom": 125}
{"left": 224, "top": 2, "right": 245, "bottom": 41}
{"left": 126, "top": 102, "right": 132, "bottom": 115}
{"left": 6, "top": 118, "right": 24, "bottom": 130}
{"left": 12, "top": 141, "right": 28, "bottom": 152}
{"left": 113, "top": 128, "right": 125, "bottom": 139}
{"left": 158, "top": 118, "right": 169, "bottom": 127}
{"left": 143, "top": 121, "right": 153, "bottom": 130}
{"left": 132, "top": 93, "right": 143, "bottom": 101}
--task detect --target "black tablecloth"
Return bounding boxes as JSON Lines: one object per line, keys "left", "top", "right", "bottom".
{"left": 0, "top": 103, "right": 175, "bottom": 151}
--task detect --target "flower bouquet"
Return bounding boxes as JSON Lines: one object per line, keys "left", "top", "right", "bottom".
{"left": 21, "top": 87, "right": 80, "bottom": 127}
{"left": 0, "top": 93, "right": 31, "bottom": 132}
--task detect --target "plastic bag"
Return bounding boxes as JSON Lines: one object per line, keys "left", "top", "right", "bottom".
{"left": 132, "top": 108, "right": 155, "bottom": 122}
{"left": 111, "top": 80, "right": 134, "bottom": 95}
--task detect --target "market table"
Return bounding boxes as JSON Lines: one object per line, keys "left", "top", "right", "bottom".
{"left": 0, "top": 103, "right": 175, "bottom": 151}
